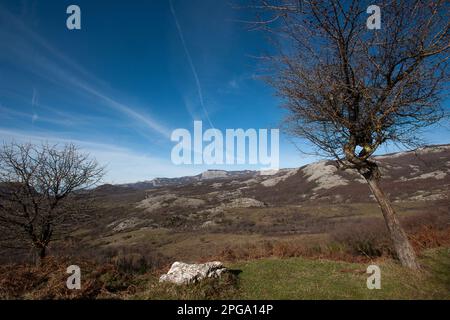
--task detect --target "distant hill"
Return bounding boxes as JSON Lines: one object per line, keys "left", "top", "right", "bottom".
{"left": 114, "top": 170, "right": 258, "bottom": 190}
{"left": 97, "top": 144, "right": 449, "bottom": 206}
{"left": 82, "top": 144, "right": 449, "bottom": 263}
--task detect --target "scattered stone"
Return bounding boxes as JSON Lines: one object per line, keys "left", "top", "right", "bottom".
{"left": 159, "top": 261, "right": 227, "bottom": 285}
{"left": 111, "top": 217, "right": 141, "bottom": 232}
{"left": 302, "top": 161, "right": 349, "bottom": 190}
{"left": 261, "top": 168, "right": 299, "bottom": 187}
{"left": 410, "top": 170, "right": 447, "bottom": 180}
{"left": 137, "top": 194, "right": 205, "bottom": 212}
{"left": 172, "top": 197, "right": 205, "bottom": 208}
{"left": 201, "top": 170, "right": 228, "bottom": 180}
{"left": 200, "top": 220, "right": 218, "bottom": 229}
{"left": 227, "top": 197, "right": 266, "bottom": 208}
{"left": 199, "top": 197, "right": 266, "bottom": 215}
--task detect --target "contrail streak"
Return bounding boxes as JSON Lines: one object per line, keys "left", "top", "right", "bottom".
{"left": 169, "top": 0, "right": 214, "bottom": 129}
{"left": 0, "top": 6, "right": 171, "bottom": 138}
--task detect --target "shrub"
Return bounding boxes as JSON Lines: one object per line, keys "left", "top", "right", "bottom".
{"left": 331, "top": 218, "right": 394, "bottom": 258}
{"left": 0, "top": 257, "right": 133, "bottom": 299}
{"left": 87, "top": 246, "right": 170, "bottom": 274}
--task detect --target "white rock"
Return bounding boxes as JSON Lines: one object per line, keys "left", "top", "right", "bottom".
{"left": 172, "top": 197, "right": 206, "bottom": 208}
{"left": 137, "top": 194, "right": 205, "bottom": 212}
{"left": 302, "top": 161, "right": 349, "bottom": 190}
{"left": 201, "top": 170, "right": 228, "bottom": 180}
{"left": 410, "top": 170, "right": 447, "bottom": 180}
{"left": 159, "top": 261, "right": 227, "bottom": 285}
{"left": 137, "top": 194, "right": 177, "bottom": 212}
{"left": 111, "top": 217, "right": 141, "bottom": 232}
{"left": 261, "top": 168, "right": 299, "bottom": 187}
{"left": 227, "top": 197, "right": 266, "bottom": 208}
{"left": 199, "top": 197, "right": 265, "bottom": 215}
{"left": 200, "top": 220, "right": 218, "bottom": 229}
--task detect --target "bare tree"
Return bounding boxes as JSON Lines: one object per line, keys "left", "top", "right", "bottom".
{"left": 0, "top": 142, "right": 105, "bottom": 261}
{"left": 251, "top": 0, "right": 449, "bottom": 268}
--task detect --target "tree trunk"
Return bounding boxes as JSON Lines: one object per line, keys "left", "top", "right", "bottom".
{"left": 364, "top": 173, "right": 420, "bottom": 269}
{"left": 38, "top": 246, "right": 46, "bottom": 260}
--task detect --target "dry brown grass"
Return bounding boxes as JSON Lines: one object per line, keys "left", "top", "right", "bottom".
{"left": 0, "top": 257, "right": 135, "bottom": 300}
{"left": 211, "top": 212, "right": 450, "bottom": 264}
{"left": 214, "top": 240, "right": 366, "bottom": 264}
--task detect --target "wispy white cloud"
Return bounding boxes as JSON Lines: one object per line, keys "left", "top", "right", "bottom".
{"left": 31, "top": 113, "right": 38, "bottom": 124}
{"left": 75, "top": 82, "right": 171, "bottom": 137}
{"left": 31, "top": 87, "right": 39, "bottom": 124}
{"left": 169, "top": 0, "right": 214, "bottom": 129}
{"left": 228, "top": 79, "right": 239, "bottom": 89}
{"left": 0, "top": 104, "right": 95, "bottom": 128}
{"left": 31, "top": 87, "right": 38, "bottom": 107}
{"left": 0, "top": 128, "right": 199, "bottom": 183}
{"left": 0, "top": 6, "right": 171, "bottom": 138}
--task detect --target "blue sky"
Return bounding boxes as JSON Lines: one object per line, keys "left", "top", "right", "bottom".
{"left": 0, "top": 0, "right": 449, "bottom": 183}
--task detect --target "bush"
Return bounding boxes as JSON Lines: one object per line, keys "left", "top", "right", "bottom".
{"left": 331, "top": 218, "right": 394, "bottom": 258}
{"left": 85, "top": 245, "right": 170, "bottom": 274}
{"left": 0, "top": 257, "right": 133, "bottom": 299}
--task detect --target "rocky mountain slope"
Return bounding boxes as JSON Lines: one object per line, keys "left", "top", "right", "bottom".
{"left": 91, "top": 144, "right": 449, "bottom": 237}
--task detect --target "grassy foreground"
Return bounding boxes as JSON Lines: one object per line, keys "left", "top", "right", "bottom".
{"left": 1, "top": 248, "right": 448, "bottom": 299}
{"left": 137, "top": 247, "right": 450, "bottom": 300}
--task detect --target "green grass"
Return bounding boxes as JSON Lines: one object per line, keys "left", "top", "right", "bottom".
{"left": 134, "top": 247, "right": 450, "bottom": 300}
{"left": 233, "top": 247, "right": 450, "bottom": 299}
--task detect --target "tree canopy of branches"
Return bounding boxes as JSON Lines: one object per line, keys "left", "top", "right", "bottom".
{"left": 253, "top": 0, "right": 449, "bottom": 269}
{"left": 0, "top": 142, "right": 105, "bottom": 261}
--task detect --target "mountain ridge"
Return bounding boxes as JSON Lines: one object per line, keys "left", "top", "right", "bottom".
{"left": 105, "top": 144, "right": 450, "bottom": 191}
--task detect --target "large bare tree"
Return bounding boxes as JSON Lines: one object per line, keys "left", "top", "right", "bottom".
{"left": 251, "top": 0, "right": 449, "bottom": 268}
{"left": 0, "top": 142, "right": 105, "bottom": 261}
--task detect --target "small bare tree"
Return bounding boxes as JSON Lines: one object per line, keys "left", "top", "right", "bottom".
{"left": 0, "top": 142, "right": 105, "bottom": 261}
{"left": 251, "top": 0, "right": 449, "bottom": 268}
